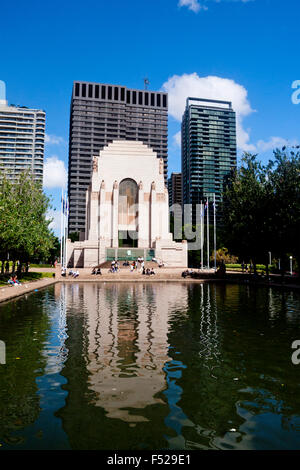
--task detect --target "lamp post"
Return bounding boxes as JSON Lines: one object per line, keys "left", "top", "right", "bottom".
{"left": 290, "top": 256, "right": 293, "bottom": 276}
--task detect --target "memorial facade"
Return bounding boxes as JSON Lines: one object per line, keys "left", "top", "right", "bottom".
{"left": 66, "top": 140, "right": 187, "bottom": 268}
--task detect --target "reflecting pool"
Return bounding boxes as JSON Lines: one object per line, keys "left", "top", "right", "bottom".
{"left": 1, "top": 282, "right": 300, "bottom": 450}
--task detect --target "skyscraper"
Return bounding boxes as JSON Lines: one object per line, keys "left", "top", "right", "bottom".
{"left": 168, "top": 172, "right": 182, "bottom": 208}
{"left": 68, "top": 81, "right": 168, "bottom": 234}
{"left": 181, "top": 97, "right": 236, "bottom": 224}
{"left": 0, "top": 83, "right": 45, "bottom": 183}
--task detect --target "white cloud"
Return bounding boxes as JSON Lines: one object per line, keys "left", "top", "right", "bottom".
{"left": 45, "top": 134, "right": 65, "bottom": 145}
{"left": 256, "top": 137, "right": 299, "bottom": 153}
{"left": 173, "top": 131, "right": 182, "bottom": 147}
{"left": 162, "top": 73, "right": 255, "bottom": 151}
{"left": 43, "top": 155, "right": 67, "bottom": 189}
{"left": 178, "top": 0, "right": 254, "bottom": 13}
{"left": 47, "top": 209, "right": 61, "bottom": 233}
{"left": 178, "top": 0, "right": 207, "bottom": 12}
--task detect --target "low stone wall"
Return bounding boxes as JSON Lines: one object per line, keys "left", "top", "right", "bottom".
{"left": 0, "top": 277, "right": 58, "bottom": 304}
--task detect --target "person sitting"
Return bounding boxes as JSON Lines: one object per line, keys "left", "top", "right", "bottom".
{"left": 91, "top": 267, "right": 96, "bottom": 275}
{"left": 61, "top": 268, "right": 66, "bottom": 277}
{"left": 68, "top": 269, "right": 74, "bottom": 276}
{"left": 7, "top": 276, "right": 15, "bottom": 286}
{"left": 73, "top": 270, "right": 79, "bottom": 278}
{"left": 12, "top": 275, "right": 21, "bottom": 285}
{"left": 96, "top": 268, "right": 102, "bottom": 275}
{"left": 146, "top": 268, "right": 151, "bottom": 275}
{"left": 150, "top": 268, "right": 155, "bottom": 275}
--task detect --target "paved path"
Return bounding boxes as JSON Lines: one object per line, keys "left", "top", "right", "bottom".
{"left": 0, "top": 277, "right": 58, "bottom": 304}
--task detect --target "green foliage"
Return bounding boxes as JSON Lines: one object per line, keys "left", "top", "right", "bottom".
{"left": 0, "top": 171, "right": 55, "bottom": 266}
{"left": 69, "top": 231, "right": 79, "bottom": 243}
{"left": 220, "top": 148, "right": 300, "bottom": 272}
{"left": 212, "top": 247, "right": 238, "bottom": 264}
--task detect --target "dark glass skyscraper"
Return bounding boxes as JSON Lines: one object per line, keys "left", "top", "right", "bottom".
{"left": 181, "top": 97, "right": 236, "bottom": 223}
{"left": 168, "top": 172, "right": 182, "bottom": 207}
{"left": 68, "top": 81, "right": 168, "bottom": 234}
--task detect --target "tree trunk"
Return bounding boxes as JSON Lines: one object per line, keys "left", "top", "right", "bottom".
{"left": 280, "top": 254, "right": 285, "bottom": 284}
{"left": 253, "top": 258, "right": 257, "bottom": 275}
{"left": 17, "top": 260, "right": 22, "bottom": 276}
{"left": 266, "top": 255, "right": 269, "bottom": 280}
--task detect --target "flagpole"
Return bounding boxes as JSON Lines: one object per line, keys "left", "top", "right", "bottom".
{"left": 60, "top": 189, "right": 63, "bottom": 266}
{"left": 65, "top": 197, "right": 68, "bottom": 269}
{"left": 201, "top": 202, "right": 203, "bottom": 270}
{"left": 207, "top": 197, "right": 209, "bottom": 270}
{"left": 214, "top": 193, "right": 217, "bottom": 272}
{"left": 62, "top": 193, "right": 65, "bottom": 269}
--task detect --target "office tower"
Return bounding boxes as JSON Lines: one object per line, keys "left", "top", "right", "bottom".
{"left": 181, "top": 97, "right": 236, "bottom": 224}
{"left": 168, "top": 172, "right": 182, "bottom": 207}
{"left": 0, "top": 85, "right": 45, "bottom": 183}
{"left": 68, "top": 81, "right": 168, "bottom": 234}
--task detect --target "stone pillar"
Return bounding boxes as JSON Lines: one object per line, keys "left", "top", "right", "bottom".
{"left": 112, "top": 180, "right": 119, "bottom": 248}
{"left": 89, "top": 191, "right": 99, "bottom": 241}
{"left": 138, "top": 181, "right": 147, "bottom": 247}
{"left": 98, "top": 180, "right": 106, "bottom": 264}
{"left": 150, "top": 181, "right": 157, "bottom": 247}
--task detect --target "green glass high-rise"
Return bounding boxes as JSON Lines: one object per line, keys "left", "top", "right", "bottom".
{"left": 181, "top": 97, "right": 236, "bottom": 224}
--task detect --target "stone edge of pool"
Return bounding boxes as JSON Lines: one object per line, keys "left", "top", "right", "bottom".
{"left": 0, "top": 278, "right": 59, "bottom": 304}
{"left": 1, "top": 273, "right": 300, "bottom": 305}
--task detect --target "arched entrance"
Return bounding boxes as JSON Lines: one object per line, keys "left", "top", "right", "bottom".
{"left": 118, "top": 178, "right": 138, "bottom": 247}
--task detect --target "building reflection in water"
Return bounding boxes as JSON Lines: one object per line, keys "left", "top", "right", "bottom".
{"left": 55, "top": 282, "right": 189, "bottom": 424}
{"left": 54, "top": 282, "right": 300, "bottom": 450}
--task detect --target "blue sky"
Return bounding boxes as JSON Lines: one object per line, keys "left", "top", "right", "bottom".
{"left": 1, "top": 0, "right": 300, "bottom": 234}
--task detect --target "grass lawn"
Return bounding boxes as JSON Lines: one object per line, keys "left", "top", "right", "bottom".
{"left": 0, "top": 272, "right": 54, "bottom": 286}
{"left": 225, "top": 263, "right": 272, "bottom": 273}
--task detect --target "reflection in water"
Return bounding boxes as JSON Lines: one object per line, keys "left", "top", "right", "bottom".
{"left": 0, "top": 290, "right": 69, "bottom": 449}
{"left": 1, "top": 282, "right": 300, "bottom": 449}
{"left": 56, "top": 283, "right": 188, "bottom": 424}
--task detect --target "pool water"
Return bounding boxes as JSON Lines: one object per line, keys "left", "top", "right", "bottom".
{"left": 0, "top": 282, "right": 300, "bottom": 450}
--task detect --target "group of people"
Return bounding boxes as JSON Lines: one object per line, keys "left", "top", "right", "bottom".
{"left": 91, "top": 267, "right": 102, "bottom": 275}
{"left": 68, "top": 269, "right": 79, "bottom": 278}
{"left": 130, "top": 260, "right": 140, "bottom": 272}
{"left": 142, "top": 267, "right": 155, "bottom": 276}
{"left": 241, "top": 262, "right": 253, "bottom": 273}
{"left": 109, "top": 260, "right": 120, "bottom": 273}
{"left": 106, "top": 258, "right": 157, "bottom": 275}
{"left": 61, "top": 268, "right": 79, "bottom": 278}
{"left": 181, "top": 269, "right": 195, "bottom": 278}
{"left": 7, "top": 275, "right": 21, "bottom": 286}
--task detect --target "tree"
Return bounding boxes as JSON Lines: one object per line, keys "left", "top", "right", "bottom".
{"left": 0, "top": 171, "right": 55, "bottom": 272}
{"left": 211, "top": 247, "right": 238, "bottom": 265}
{"left": 220, "top": 148, "right": 300, "bottom": 277}
{"left": 266, "top": 147, "right": 300, "bottom": 273}
{"left": 220, "top": 153, "right": 274, "bottom": 273}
